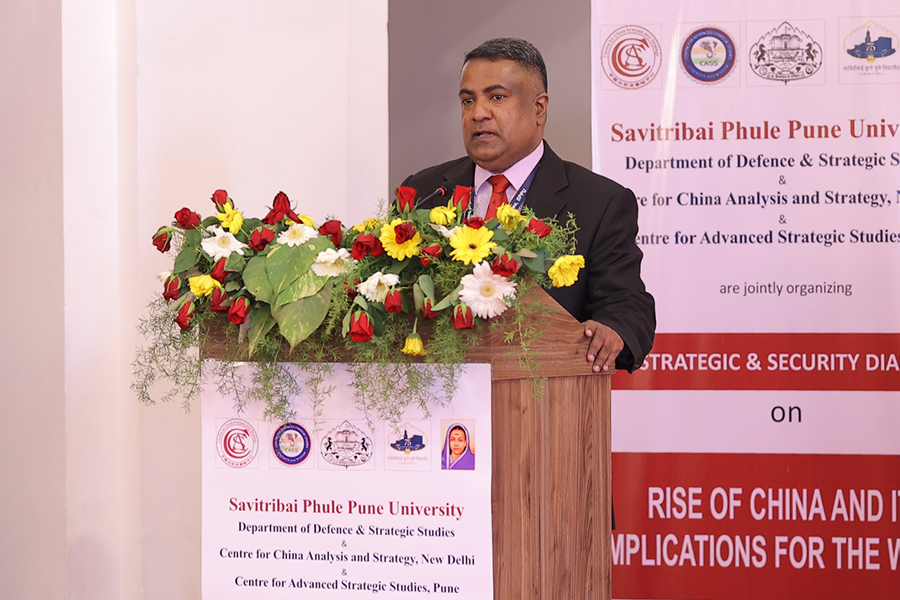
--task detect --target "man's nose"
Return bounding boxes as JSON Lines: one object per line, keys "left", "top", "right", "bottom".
{"left": 471, "top": 99, "right": 491, "bottom": 120}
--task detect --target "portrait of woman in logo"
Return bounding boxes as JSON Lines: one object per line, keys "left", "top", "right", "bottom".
{"left": 441, "top": 421, "right": 475, "bottom": 470}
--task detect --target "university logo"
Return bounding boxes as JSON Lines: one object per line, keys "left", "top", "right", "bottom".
{"left": 272, "top": 422, "right": 311, "bottom": 465}
{"left": 749, "top": 21, "right": 822, "bottom": 84}
{"left": 681, "top": 27, "right": 736, "bottom": 84}
{"left": 216, "top": 418, "right": 258, "bottom": 468}
{"left": 845, "top": 21, "right": 897, "bottom": 63}
{"left": 601, "top": 25, "right": 661, "bottom": 89}
{"left": 389, "top": 422, "right": 427, "bottom": 455}
{"left": 321, "top": 420, "right": 373, "bottom": 468}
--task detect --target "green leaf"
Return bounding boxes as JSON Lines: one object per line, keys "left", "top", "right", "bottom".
{"left": 432, "top": 284, "right": 462, "bottom": 311}
{"left": 413, "top": 283, "right": 424, "bottom": 310}
{"left": 341, "top": 309, "right": 352, "bottom": 337}
{"left": 516, "top": 248, "right": 538, "bottom": 259}
{"left": 274, "top": 270, "right": 329, "bottom": 308}
{"left": 247, "top": 305, "right": 276, "bottom": 356}
{"left": 522, "top": 256, "right": 549, "bottom": 273}
{"left": 266, "top": 237, "right": 331, "bottom": 297}
{"left": 491, "top": 228, "right": 510, "bottom": 242}
{"left": 224, "top": 281, "right": 240, "bottom": 292}
{"left": 201, "top": 216, "right": 219, "bottom": 229}
{"left": 243, "top": 256, "right": 275, "bottom": 304}
{"left": 272, "top": 283, "right": 332, "bottom": 349}
{"left": 417, "top": 274, "right": 435, "bottom": 299}
{"left": 352, "top": 295, "right": 369, "bottom": 311}
{"left": 224, "top": 252, "right": 246, "bottom": 272}
{"left": 183, "top": 228, "right": 202, "bottom": 247}
{"left": 173, "top": 245, "right": 198, "bottom": 273}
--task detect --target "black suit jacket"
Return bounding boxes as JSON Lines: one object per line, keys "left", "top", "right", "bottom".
{"left": 402, "top": 142, "right": 655, "bottom": 371}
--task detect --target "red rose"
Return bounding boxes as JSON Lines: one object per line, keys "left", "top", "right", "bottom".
{"left": 174, "top": 300, "right": 196, "bottom": 330}
{"left": 452, "top": 303, "right": 475, "bottom": 330}
{"left": 262, "top": 191, "right": 301, "bottom": 225}
{"left": 152, "top": 227, "right": 173, "bottom": 252}
{"left": 318, "top": 220, "right": 343, "bottom": 246}
{"left": 174, "top": 207, "right": 201, "bottom": 229}
{"left": 421, "top": 297, "right": 436, "bottom": 319}
{"left": 526, "top": 218, "right": 553, "bottom": 238}
{"left": 396, "top": 185, "right": 417, "bottom": 212}
{"left": 491, "top": 252, "right": 520, "bottom": 277}
{"left": 420, "top": 243, "right": 442, "bottom": 266}
{"left": 451, "top": 186, "right": 473, "bottom": 213}
{"left": 163, "top": 275, "right": 181, "bottom": 301}
{"left": 351, "top": 233, "right": 384, "bottom": 261}
{"left": 384, "top": 289, "right": 403, "bottom": 313}
{"left": 210, "top": 258, "right": 227, "bottom": 282}
{"left": 463, "top": 217, "right": 485, "bottom": 229}
{"left": 346, "top": 278, "right": 360, "bottom": 300}
{"left": 211, "top": 189, "right": 231, "bottom": 211}
{"left": 249, "top": 226, "right": 275, "bottom": 251}
{"left": 210, "top": 287, "right": 229, "bottom": 312}
{"left": 394, "top": 222, "right": 416, "bottom": 244}
{"left": 349, "top": 311, "right": 373, "bottom": 342}
{"left": 228, "top": 297, "right": 251, "bottom": 325}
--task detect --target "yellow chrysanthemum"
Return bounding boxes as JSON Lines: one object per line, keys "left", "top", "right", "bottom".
{"left": 449, "top": 226, "right": 497, "bottom": 265}
{"left": 495, "top": 203, "right": 527, "bottom": 232}
{"left": 379, "top": 218, "right": 422, "bottom": 260}
{"left": 401, "top": 332, "right": 425, "bottom": 356}
{"left": 429, "top": 204, "right": 456, "bottom": 226}
{"left": 286, "top": 215, "right": 317, "bottom": 228}
{"left": 548, "top": 255, "right": 585, "bottom": 287}
{"left": 352, "top": 217, "right": 383, "bottom": 233}
{"left": 216, "top": 205, "right": 244, "bottom": 234}
{"left": 188, "top": 274, "right": 222, "bottom": 297}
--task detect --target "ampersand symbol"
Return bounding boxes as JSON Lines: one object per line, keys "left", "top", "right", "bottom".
{"left": 779, "top": 215, "right": 786, "bottom": 224}
{"left": 746, "top": 353, "right": 762, "bottom": 371}
{"left": 800, "top": 153, "right": 813, "bottom": 167}
{"left": 342, "top": 569, "right": 347, "bottom": 576}
{"left": 342, "top": 540, "right": 347, "bottom": 547}
{"left": 778, "top": 175, "right": 786, "bottom": 185}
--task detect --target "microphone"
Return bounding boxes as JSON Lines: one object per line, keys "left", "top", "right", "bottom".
{"left": 417, "top": 182, "right": 456, "bottom": 207}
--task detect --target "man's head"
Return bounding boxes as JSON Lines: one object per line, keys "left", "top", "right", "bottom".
{"left": 459, "top": 38, "right": 549, "bottom": 173}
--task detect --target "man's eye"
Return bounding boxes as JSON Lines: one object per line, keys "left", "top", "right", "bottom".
{"left": 491, "top": 94, "right": 505, "bottom": 101}
{"left": 461, "top": 98, "right": 474, "bottom": 105}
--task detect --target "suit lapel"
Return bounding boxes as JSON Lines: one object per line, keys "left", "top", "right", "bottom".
{"left": 523, "top": 142, "right": 568, "bottom": 220}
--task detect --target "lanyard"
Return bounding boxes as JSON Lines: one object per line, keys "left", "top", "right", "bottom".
{"left": 463, "top": 161, "right": 541, "bottom": 220}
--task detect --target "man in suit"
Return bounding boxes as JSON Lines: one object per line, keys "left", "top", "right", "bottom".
{"left": 402, "top": 37, "right": 655, "bottom": 372}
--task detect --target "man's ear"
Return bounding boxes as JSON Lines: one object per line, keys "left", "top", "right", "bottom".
{"left": 534, "top": 92, "right": 549, "bottom": 125}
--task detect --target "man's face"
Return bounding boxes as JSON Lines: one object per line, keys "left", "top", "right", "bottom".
{"left": 459, "top": 58, "right": 548, "bottom": 173}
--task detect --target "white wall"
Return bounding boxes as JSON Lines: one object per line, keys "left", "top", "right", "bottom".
{"left": 2, "top": 1, "right": 388, "bottom": 598}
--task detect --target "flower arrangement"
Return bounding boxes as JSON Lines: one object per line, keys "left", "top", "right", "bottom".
{"left": 135, "top": 186, "right": 580, "bottom": 422}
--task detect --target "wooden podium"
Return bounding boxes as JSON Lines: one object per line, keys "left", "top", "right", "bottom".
{"left": 466, "top": 286, "right": 612, "bottom": 600}
{"left": 203, "top": 286, "right": 611, "bottom": 599}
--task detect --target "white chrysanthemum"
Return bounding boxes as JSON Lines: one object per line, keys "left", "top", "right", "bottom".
{"left": 201, "top": 226, "right": 249, "bottom": 261}
{"left": 458, "top": 261, "right": 517, "bottom": 319}
{"left": 311, "top": 248, "right": 357, "bottom": 277}
{"left": 357, "top": 271, "right": 400, "bottom": 303}
{"left": 277, "top": 223, "right": 318, "bottom": 247}
{"left": 429, "top": 223, "right": 460, "bottom": 239}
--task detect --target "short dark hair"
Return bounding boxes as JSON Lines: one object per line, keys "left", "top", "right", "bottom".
{"left": 464, "top": 37, "right": 548, "bottom": 92}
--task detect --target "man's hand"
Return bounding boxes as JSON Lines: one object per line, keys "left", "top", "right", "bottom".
{"left": 583, "top": 320, "right": 623, "bottom": 372}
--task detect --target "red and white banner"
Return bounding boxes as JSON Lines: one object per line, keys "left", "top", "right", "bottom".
{"left": 592, "top": 2, "right": 900, "bottom": 598}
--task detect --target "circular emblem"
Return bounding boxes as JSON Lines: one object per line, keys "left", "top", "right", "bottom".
{"left": 601, "top": 25, "right": 662, "bottom": 89}
{"left": 681, "top": 27, "right": 736, "bottom": 83}
{"left": 273, "top": 423, "right": 311, "bottom": 465}
{"left": 216, "top": 418, "right": 258, "bottom": 468}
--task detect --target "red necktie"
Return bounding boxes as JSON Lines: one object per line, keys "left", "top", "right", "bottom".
{"left": 485, "top": 174, "right": 511, "bottom": 221}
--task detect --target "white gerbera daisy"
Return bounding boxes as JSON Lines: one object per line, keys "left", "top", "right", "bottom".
{"left": 277, "top": 223, "right": 318, "bottom": 247}
{"left": 458, "top": 261, "right": 517, "bottom": 319}
{"left": 357, "top": 271, "right": 400, "bottom": 303}
{"left": 311, "top": 248, "right": 357, "bottom": 277}
{"left": 201, "top": 226, "right": 249, "bottom": 262}
{"left": 429, "top": 223, "right": 460, "bottom": 239}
